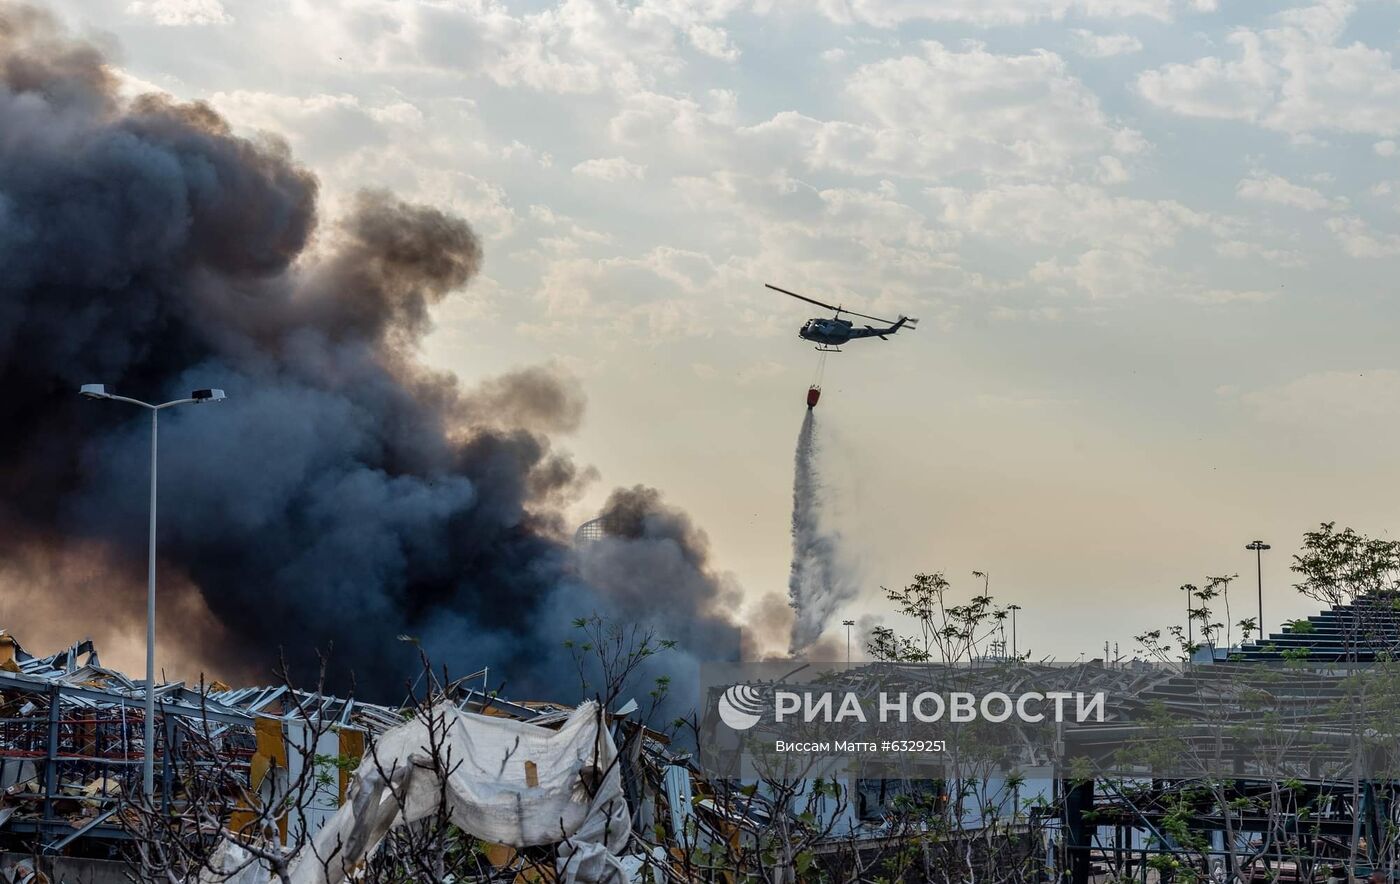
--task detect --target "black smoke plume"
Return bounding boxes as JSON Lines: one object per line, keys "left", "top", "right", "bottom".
{"left": 0, "top": 4, "right": 737, "bottom": 700}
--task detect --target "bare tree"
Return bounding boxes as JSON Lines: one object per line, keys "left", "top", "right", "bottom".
{"left": 123, "top": 656, "right": 343, "bottom": 884}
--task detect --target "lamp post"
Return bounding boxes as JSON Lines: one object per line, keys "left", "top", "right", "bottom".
{"left": 79, "top": 384, "right": 225, "bottom": 797}
{"left": 842, "top": 619, "right": 856, "bottom": 665}
{"left": 1246, "top": 540, "right": 1271, "bottom": 641}
{"left": 1007, "top": 604, "right": 1022, "bottom": 658}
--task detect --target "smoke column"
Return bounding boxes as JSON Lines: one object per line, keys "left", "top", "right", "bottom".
{"left": 0, "top": 4, "right": 738, "bottom": 701}
{"left": 787, "top": 411, "right": 858, "bottom": 653}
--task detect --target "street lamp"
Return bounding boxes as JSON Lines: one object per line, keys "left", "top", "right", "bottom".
{"left": 1246, "top": 540, "right": 1271, "bottom": 642}
{"left": 79, "top": 384, "right": 225, "bottom": 797}
{"left": 842, "top": 620, "right": 856, "bottom": 665}
{"left": 1007, "top": 604, "right": 1022, "bottom": 659}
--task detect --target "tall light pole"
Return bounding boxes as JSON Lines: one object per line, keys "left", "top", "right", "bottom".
{"left": 80, "top": 384, "right": 225, "bottom": 797}
{"left": 1246, "top": 540, "right": 1271, "bottom": 642}
{"left": 842, "top": 619, "right": 856, "bottom": 665}
{"left": 1007, "top": 604, "right": 1022, "bottom": 658}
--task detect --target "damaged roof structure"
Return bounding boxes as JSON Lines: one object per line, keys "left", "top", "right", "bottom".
{"left": 0, "top": 630, "right": 402, "bottom": 855}
{"left": 0, "top": 630, "right": 592, "bottom": 877}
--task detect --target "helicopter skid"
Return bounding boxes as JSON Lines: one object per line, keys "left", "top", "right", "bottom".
{"left": 814, "top": 345, "right": 843, "bottom": 352}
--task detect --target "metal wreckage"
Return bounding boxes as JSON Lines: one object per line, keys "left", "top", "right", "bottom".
{"left": 0, "top": 627, "right": 1054, "bottom": 883}
{"left": 4, "top": 597, "right": 1400, "bottom": 882}
{"left": 0, "top": 629, "right": 638, "bottom": 883}
{"left": 0, "top": 625, "right": 1034, "bottom": 883}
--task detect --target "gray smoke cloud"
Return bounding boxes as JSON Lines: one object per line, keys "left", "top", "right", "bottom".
{"left": 0, "top": 3, "right": 738, "bottom": 701}
{"left": 788, "top": 411, "right": 858, "bottom": 653}
{"left": 578, "top": 486, "right": 743, "bottom": 656}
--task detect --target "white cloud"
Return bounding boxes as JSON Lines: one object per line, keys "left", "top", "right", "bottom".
{"left": 1137, "top": 31, "right": 1277, "bottom": 122}
{"left": 603, "top": 44, "right": 1139, "bottom": 185}
{"left": 90, "top": 1, "right": 1345, "bottom": 332}
{"left": 1241, "top": 370, "right": 1400, "bottom": 424}
{"left": 608, "top": 89, "right": 739, "bottom": 157}
{"left": 527, "top": 171, "right": 967, "bottom": 338}
{"left": 1215, "top": 240, "right": 1306, "bottom": 267}
{"left": 1235, "top": 172, "right": 1339, "bottom": 211}
{"left": 530, "top": 244, "right": 732, "bottom": 342}
{"left": 928, "top": 183, "right": 1210, "bottom": 254}
{"left": 972, "top": 184, "right": 1268, "bottom": 301}
{"left": 687, "top": 24, "right": 740, "bottom": 61}
{"left": 412, "top": 1, "right": 670, "bottom": 94}
{"left": 1071, "top": 30, "right": 1143, "bottom": 58}
{"left": 278, "top": 0, "right": 751, "bottom": 97}
{"left": 677, "top": 173, "right": 961, "bottom": 289}
{"left": 1138, "top": 1, "right": 1400, "bottom": 136}
{"left": 1365, "top": 180, "right": 1400, "bottom": 212}
{"left": 501, "top": 141, "right": 554, "bottom": 168}
{"left": 742, "top": 42, "right": 1143, "bottom": 181}
{"left": 639, "top": 246, "right": 722, "bottom": 291}
{"left": 527, "top": 204, "right": 615, "bottom": 254}
{"left": 127, "top": 0, "right": 230, "bottom": 25}
{"left": 209, "top": 91, "right": 421, "bottom": 160}
{"left": 1029, "top": 248, "right": 1161, "bottom": 299}
{"left": 1376, "top": 140, "right": 1398, "bottom": 157}
{"left": 757, "top": 0, "right": 1190, "bottom": 28}
{"left": 1183, "top": 288, "right": 1276, "bottom": 304}
{"left": 1326, "top": 215, "right": 1400, "bottom": 257}
{"left": 1097, "top": 155, "right": 1130, "bottom": 183}
{"left": 572, "top": 156, "right": 647, "bottom": 181}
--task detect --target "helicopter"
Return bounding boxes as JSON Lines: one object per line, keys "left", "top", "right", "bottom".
{"left": 766, "top": 283, "right": 918, "bottom": 352}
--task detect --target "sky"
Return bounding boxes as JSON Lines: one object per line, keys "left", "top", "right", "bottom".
{"left": 35, "top": 0, "right": 1400, "bottom": 662}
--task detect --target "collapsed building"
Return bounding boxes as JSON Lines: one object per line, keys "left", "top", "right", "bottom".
{"left": 0, "top": 631, "right": 386, "bottom": 875}
{"left": 0, "top": 630, "right": 591, "bottom": 881}
{"left": 4, "top": 595, "right": 1400, "bottom": 883}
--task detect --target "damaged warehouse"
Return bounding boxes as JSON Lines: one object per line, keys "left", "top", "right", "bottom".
{"left": 0, "top": 631, "right": 395, "bottom": 879}
{"left": 0, "top": 625, "right": 1053, "bottom": 883}
{"left": 6, "top": 598, "right": 1400, "bottom": 883}
{"left": 0, "top": 628, "right": 637, "bottom": 882}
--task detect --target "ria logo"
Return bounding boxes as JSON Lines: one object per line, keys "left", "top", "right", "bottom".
{"left": 717, "top": 684, "right": 765, "bottom": 731}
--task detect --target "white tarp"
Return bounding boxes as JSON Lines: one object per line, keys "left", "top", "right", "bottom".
{"left": 201, "top": 700, "right": 630, "bottom": 884}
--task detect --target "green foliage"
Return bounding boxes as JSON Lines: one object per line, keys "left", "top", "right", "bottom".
{"left": 564, "top": 613, "right": 675, "bottom": 714}
{"left": 1293, "top": 522, "right": 1400, "bottom": 604}
{"left": 867, "top": 571, "right": 1013, "bottom": 663}
{"left": 311, "top": 752, "right": 361, "bottom": 793}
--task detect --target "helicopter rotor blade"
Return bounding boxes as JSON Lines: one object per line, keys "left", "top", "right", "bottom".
{"left": 766, "top": 283, "right": 902, "bottom": 324}
{"left": 765, "top": 283, "right": 842, "bottom": 313}
{"left": 841, "top": 307, "right": 899, "bottom": 325}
